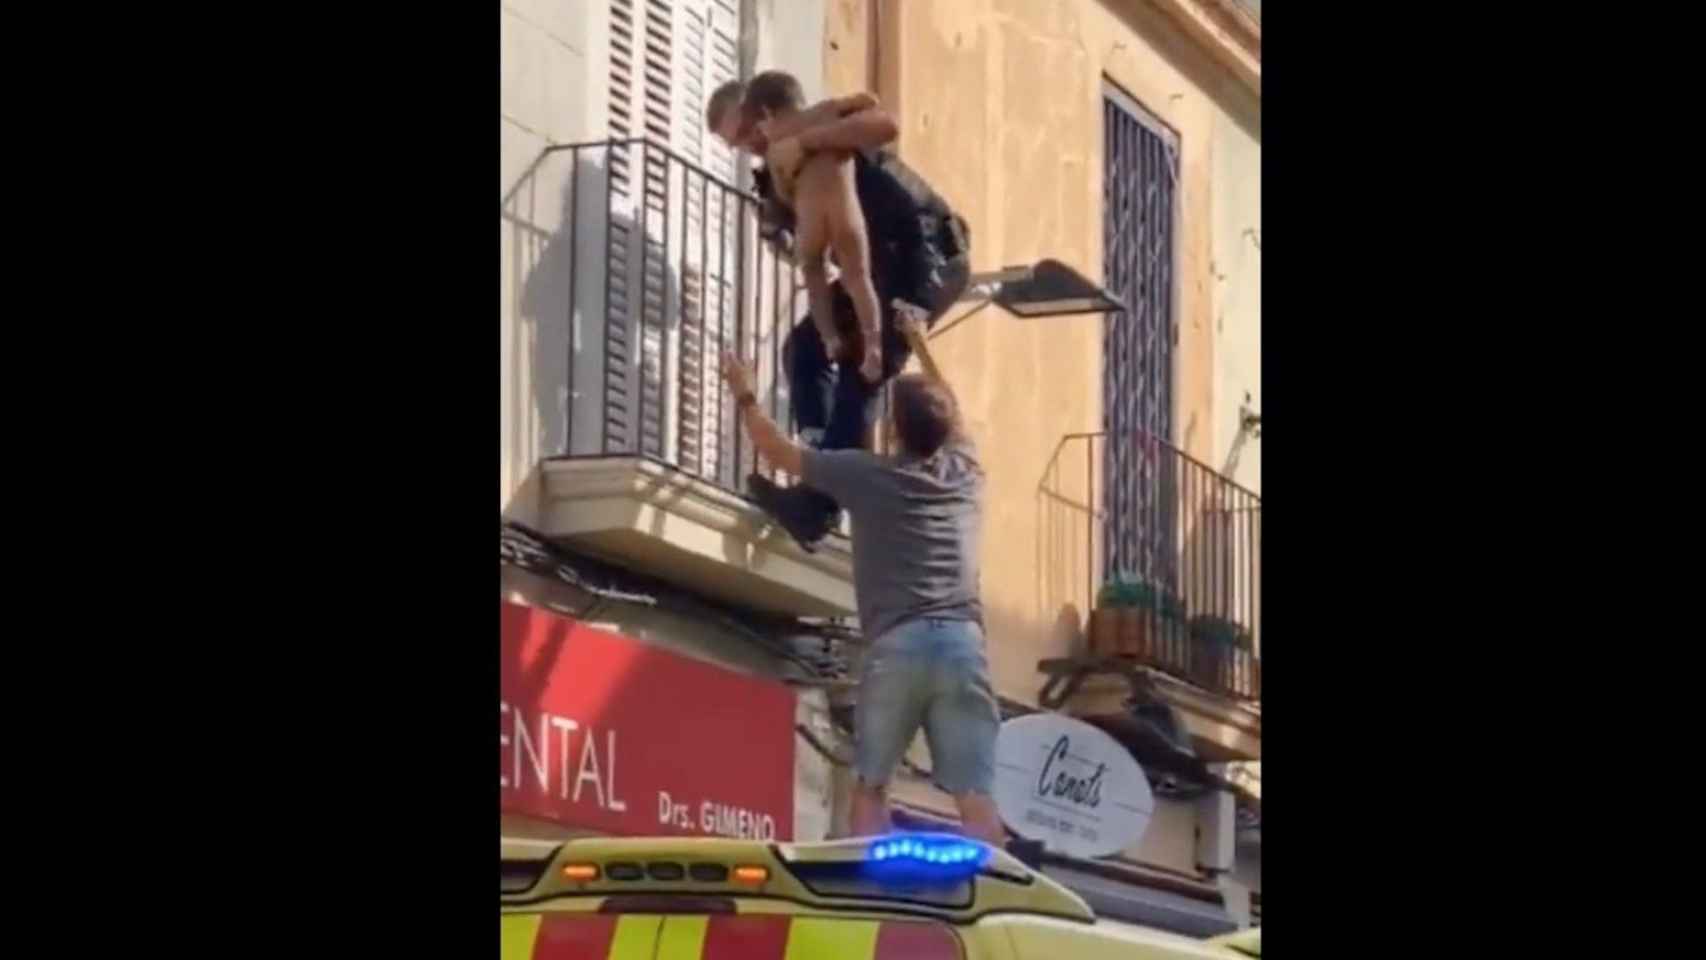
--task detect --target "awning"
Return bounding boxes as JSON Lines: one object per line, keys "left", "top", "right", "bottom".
{"left": 1040, "top": 862, "right": 1236, "bottom": 938}
{"left": 891, "top": 800, "right": 1237, "bottom": 937}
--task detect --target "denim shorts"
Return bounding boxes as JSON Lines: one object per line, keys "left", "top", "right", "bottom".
{"left": 854, "top": 617, "right": 1000, "bottom": 795}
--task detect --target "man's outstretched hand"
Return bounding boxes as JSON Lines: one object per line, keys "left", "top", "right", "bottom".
{"left": 719, "top": 349, "right": 805, "bottom": 477}
{"left": 719, "top": 351, "right": 755, "bottom": 399}
{"left": 893, "top": 302, "right": 928, "bottom": 345}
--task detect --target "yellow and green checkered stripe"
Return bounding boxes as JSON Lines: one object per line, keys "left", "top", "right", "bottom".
{"left": 500, "top": 911, "right": 961, "bottom": 959}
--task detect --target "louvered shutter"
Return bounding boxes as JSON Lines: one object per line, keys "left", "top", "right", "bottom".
{"left": 597, "top": 0, "right": 743, "bottom": 470}
{"left": 672, "top": 0, "right": 740, "bottom": 478}
{"left": 601, "top": 0, "right": 666, "bottom": 456}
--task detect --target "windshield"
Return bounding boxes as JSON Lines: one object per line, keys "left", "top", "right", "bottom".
{"left": 1213, "top": 929, "right": 1260, "bottom": 958}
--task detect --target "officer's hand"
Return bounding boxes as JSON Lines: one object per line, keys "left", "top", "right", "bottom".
{"left": 893, "top": 301, "right": 929, "bottom": 343}
{"left": 821, "top": 332, "right": 845, "bottom": 362}
{"left": 859, "top": 343, "right": 882, "bottom": 384}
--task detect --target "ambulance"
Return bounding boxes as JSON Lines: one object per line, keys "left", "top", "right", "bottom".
{"left": 501, "top": 833, "right": 1258, "bottom": 959}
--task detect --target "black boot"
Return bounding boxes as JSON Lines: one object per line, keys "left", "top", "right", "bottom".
{"left": 794, "top": 488, "right": 841, "bottom": 538}
{"left": 747, "top": 474, "right": 836, "bottom": 553}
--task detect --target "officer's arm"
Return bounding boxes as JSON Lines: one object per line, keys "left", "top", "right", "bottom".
{"left": 751, "top": 167, "right": 797, "bottom": 258}
{"left": 794, "top": 104, "right": 897, "bottom": 152}
{"left": 758, "top": 194, "right": 796, "bottom": 258}
{"left": 762, "top": 94, "right": 896, "bottom": 152}
{"left": 739, "top": 394, "right": 806, "bottom": 478}
{"left": 770, "top": 93, "right": 879, "bottom": 137}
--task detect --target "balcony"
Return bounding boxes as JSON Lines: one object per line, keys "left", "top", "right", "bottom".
{"left": 503, "top": 139, "right": 853, "bottom": 619}
{"left": 1040, "top": 431, "right": 1261, "bottom": 762}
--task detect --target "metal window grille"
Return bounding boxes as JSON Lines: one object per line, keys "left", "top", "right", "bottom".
{"left": 1101, "top": 84, "right": 1180, "bottom": 588}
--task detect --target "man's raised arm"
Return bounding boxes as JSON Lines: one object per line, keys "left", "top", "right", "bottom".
{"left": 895, "top": 304, "right": 956, "bottom": 407}
{"left": 720, "top": 351, "right": 805, "bottom": 478}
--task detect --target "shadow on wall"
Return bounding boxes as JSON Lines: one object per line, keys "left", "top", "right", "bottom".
{"left": 501, "top": 146, "right": 685, "bottom": 521}
{"left": 983, "top": 603, "right": 1083, "bottom": 711}
{"left": 1036, "top": 433, "right": 1096, "bottom": 655}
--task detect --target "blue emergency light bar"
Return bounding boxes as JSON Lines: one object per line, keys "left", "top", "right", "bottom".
{"left": 867, "top": 835, "right": 990, "bottom": 871}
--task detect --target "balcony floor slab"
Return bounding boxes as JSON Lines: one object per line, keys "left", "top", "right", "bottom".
{"left": 538, "top": 456, "right": 856, "bottom": 620}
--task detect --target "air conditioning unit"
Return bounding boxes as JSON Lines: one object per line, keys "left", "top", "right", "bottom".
{"left": 1129, "top": 698, "right": 1193, "bottom": 754}
{"left": 1195, "top": 778, "right": 1235, "bottom": 875}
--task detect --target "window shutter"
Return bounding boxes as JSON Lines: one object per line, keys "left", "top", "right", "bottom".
{"left": 601, "top": 0, "right": 743, "bottom": 469}
{"left": 673, "top": 0, "right": 740, "bottom": 477}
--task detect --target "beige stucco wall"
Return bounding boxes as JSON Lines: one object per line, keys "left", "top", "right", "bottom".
{"left": 755, "top": 0, "right": 828, "bottom": 101}
{"left": 1210, "top": 109, "right": 1260, "bottom": 493}
{"left": 824, "top": 0, "right": 871, "bottom": 94}
{"left": 852, "top": 0, "right": 1258, "bottom": 877}
{"left": 501, "top": 2, "right": 603, "bottom": 525}
{"left": 868, "top": 0, "right": 1258, "bottom": 707}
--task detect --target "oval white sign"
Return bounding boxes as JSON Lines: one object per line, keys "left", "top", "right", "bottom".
{"left": 992, "top": 713, "right": 1153, "bottom": 859}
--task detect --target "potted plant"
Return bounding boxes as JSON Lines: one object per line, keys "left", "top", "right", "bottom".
{"left": 1089, "top": 576, "right": 1185, "bottom": 661}
{"left": 1151, "top": 590, "right": 1188, "bottom": 673}
{"left": 1187, "top": 614, "right": 1253, "bottom": 694}
{"left": 1085, "top": 578, "right": 1128, "bottom": 656}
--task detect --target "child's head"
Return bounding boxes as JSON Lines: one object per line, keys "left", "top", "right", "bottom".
{"left": 742, "top": 71, "right": 806, "bottom": 121}
{"left": 706, "top": 80, "right": 754, "bottom": 149}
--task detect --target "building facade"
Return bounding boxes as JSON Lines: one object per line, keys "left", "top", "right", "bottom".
{"left": 500, "top": 0, "right": 1260, "bottom": 935}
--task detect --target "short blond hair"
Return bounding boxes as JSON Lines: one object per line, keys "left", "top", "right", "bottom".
{"left": 705, "top": 80, "right": 746, "bottom": 130}
{"left": 744, "top": 71, "right": 804, "bottom": 116}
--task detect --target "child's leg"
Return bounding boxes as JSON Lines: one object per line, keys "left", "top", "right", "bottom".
{"left": 801, "top": 155, "right": 880, "bottom": 379}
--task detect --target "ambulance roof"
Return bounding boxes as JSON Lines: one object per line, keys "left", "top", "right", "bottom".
{"left": 501, "top": 833, "right": 1096, "bottom": 925}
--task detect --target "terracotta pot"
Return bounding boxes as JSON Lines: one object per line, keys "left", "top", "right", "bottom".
{"left": 1086, "top": 608, "right": 1119, "bottom": 656}
{"left": 1154, "top": 617, "right": 1186, "bottom": 673}
{"left": 1192, "top": 645, "right": 1227, "bottom": 692}
{"left": 1115, "top": 608, "right": 1150, "bottom": 657}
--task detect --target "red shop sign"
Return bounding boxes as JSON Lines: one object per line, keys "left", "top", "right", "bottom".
{"left": 500, "top": 601, "right": 795, "bottom": 840}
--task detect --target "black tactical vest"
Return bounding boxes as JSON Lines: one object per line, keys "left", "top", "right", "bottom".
{"left": 750, "top": 150, "right": 967, "bottom": 260}
{"left": 851, "top": 148, "right": 961, "bottom": 253}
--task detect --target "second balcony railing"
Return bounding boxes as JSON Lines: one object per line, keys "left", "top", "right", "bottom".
{"left": 1044, "top": 431, "right": 1262, "bottom": 701}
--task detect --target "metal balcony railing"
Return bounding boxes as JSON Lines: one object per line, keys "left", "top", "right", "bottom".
{"left": 1044, "top": 431, "right": 1261, "bottom": 701}
{"left": 514, "top": 138, "right": 801, "bottom": 494}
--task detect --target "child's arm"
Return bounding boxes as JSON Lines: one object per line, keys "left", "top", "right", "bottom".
{"left": 763, "top": 93, "right": 880, "bottom": 140}
{"left": 761, "top": 93, "right": 897, "bottom": 166}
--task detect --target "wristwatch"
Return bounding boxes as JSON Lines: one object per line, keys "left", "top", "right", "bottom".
{"left": 737, "top": 391, "right": 757, "bottom": 410}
